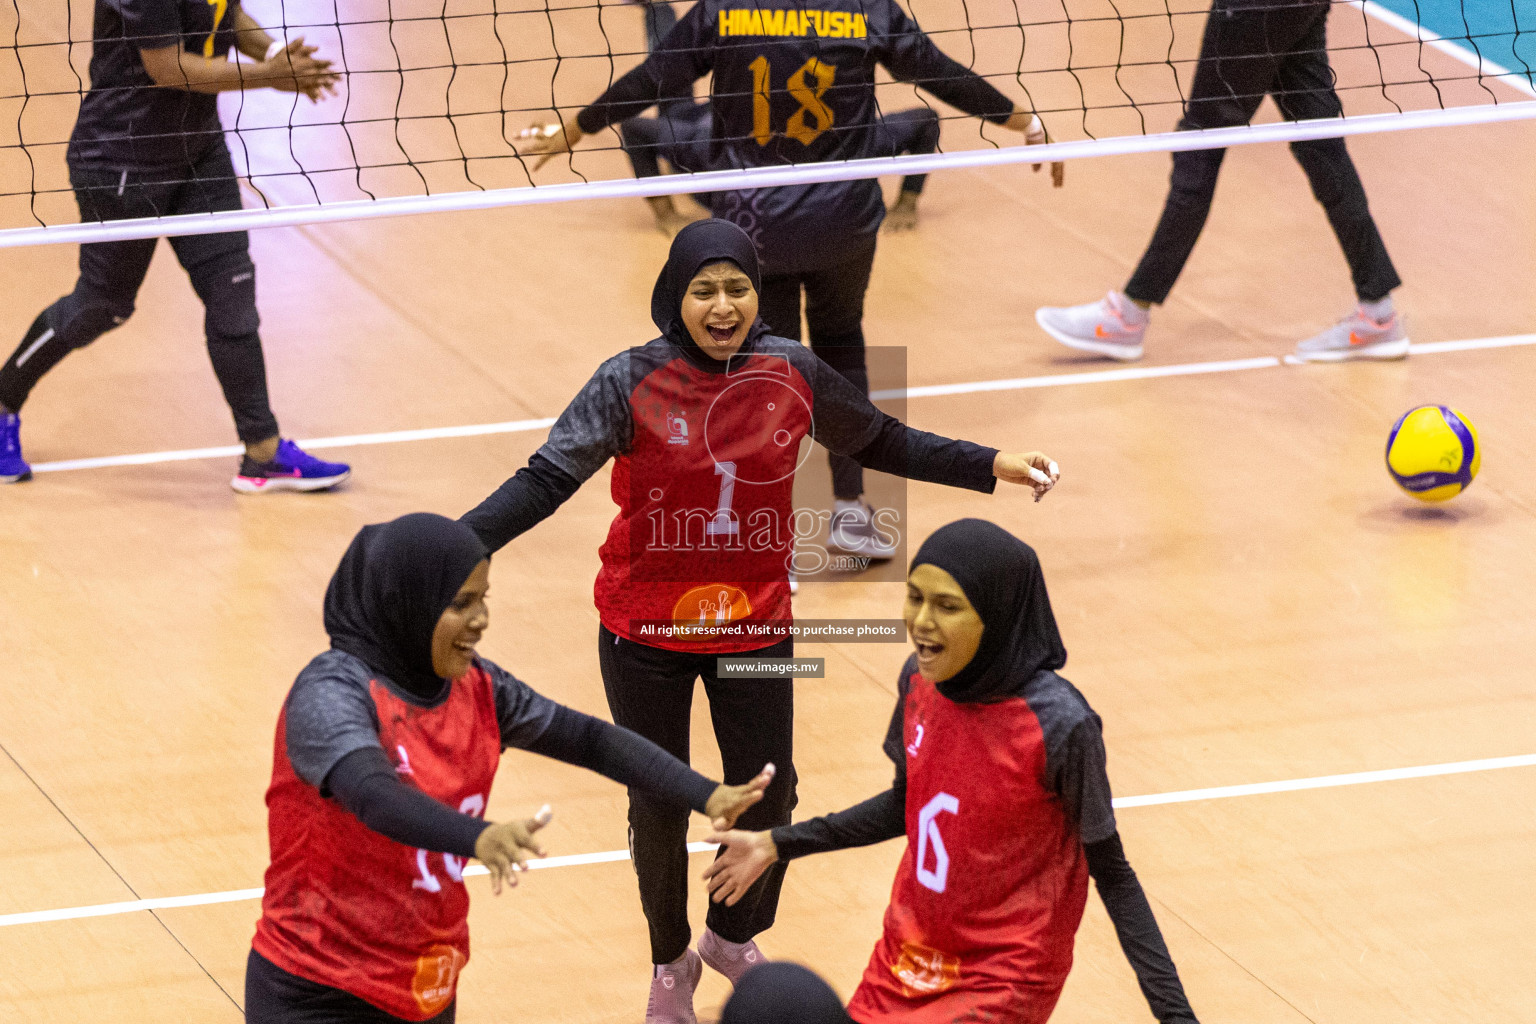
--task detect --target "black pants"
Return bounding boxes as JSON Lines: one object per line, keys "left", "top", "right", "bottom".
{"left": 598, "top": 626, "right": 797, "bottom": 964}
{"left": 245, "top": 949, "right": 455, "bottom": 1024}
{"left": 0, "top": 141, "right": 279, "bottom": 443}
{"left": 1124, "top": 0, "right": 1400, "bottom": 305}
{"left": 756, "top": 237, "right": 877, "bottom": 501}
{"left": 872, "top": 107, "right": 943, "bottom": 195}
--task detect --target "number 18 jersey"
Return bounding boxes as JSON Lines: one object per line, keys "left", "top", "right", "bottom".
{"left": 576, "top": 0, "right": 1016, "bottom": 271}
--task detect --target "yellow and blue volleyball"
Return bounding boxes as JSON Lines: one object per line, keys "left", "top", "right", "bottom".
{"left": 1385, "top": 405, "right": 1480, "bottom": 502}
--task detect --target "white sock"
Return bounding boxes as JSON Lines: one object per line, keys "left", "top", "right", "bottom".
{"left": 1360, "top": 295, "right": 1394, "bottom": 321}
{"left": 833, "top": 498, "right": 865, "bottom": 516}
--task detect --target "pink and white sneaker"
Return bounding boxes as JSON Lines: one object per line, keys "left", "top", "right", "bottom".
{"left": 1292, "top": 305, "right": 1409, "bottom": 362}
{"left": 1034, "top": 290, "right": 1148, "bottom": 361}
{"left": 698, "top": 928, "right": 766, "bottom": 987}
{"left": 646, "top": 948, "right": 702, "bottom": 1024}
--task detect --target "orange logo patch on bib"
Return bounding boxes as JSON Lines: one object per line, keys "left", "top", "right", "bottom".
{"left": 671, "top": 584, "right": 752, "bottom": 637}
{"left": 411, "top": 944, "right": 466, "bottom": 1015}
{"left": 891, "top": 939, "right": 961, "bottom": 997}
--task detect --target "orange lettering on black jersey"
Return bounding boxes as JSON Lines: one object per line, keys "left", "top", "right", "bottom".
{"left": 717, "top": 8, "right": 867, "bottom": 38}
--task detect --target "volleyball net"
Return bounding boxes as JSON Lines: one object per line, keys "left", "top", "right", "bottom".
{"left": 1, "top": 0, "right": 1531, "bottom": 247}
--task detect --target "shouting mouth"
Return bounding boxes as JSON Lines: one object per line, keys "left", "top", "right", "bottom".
{"left": 914, "top": 638, "right": 945, "bottom": 665}
{"left": 707, "top": 323, "right": 738, "bottom": 343}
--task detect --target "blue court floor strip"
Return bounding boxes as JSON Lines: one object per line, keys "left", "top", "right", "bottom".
{"left": 1365, "top": 0, "right": 1536, "bottom": 96}
{"left": 1, "top": 752, "right": 1533, "bottom": 929}
{"left": 26, "top": 333, "right": 1536, "bottom": 475}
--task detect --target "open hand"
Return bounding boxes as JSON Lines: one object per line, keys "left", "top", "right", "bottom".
{"left": 516, "top": 117, "right": 583, "bottom": 170}
{"left": 993, "top": 451, "right": 1060, "bottom": 502}
{"left": 701, "top": 829, "right": 779, "bottom": 906}
{"left": 705, "top": 764, "right": 775, "bottom": 830}
{"left": 473, "top": 804, "right": 553, "bottom": 894}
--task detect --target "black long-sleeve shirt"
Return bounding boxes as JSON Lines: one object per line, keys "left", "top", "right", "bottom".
{"left": 770, "top": 674, "right": 1200, "bottom": 1024}
{"left": 462, "top": 335, "right": 998, "bottom": 554}
{"left": 576, "top": 0, "right": 1017, "bottom": 268}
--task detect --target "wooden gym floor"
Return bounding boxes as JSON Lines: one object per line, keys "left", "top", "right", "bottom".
{"left": 1, "top": 0, "right": 1533, "bottom": 1020}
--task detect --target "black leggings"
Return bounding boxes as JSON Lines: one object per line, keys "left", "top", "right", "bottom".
{"left": 755, "top": 237, "right": 877, "bottom": 500}
{"left": 598, "top": 626, "right": 797, "bottom": 964}
{"left": 244, "top": 949, "right": 455, "bottom": 1024}
{"left": 0, "top": 141, "right": 279, "bottom": 442}
{"left": 1124, "top": 0, "right": 1400, "bottom": 305}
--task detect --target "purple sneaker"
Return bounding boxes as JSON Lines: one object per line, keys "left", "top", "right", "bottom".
{"left": 231, "top": 438, "right": 350, "bottom": 493}
{"left": 646, "top": 948, "right": 702, "bottom": 1024}
{"left": 0, "top": 412, "right": 31, "bottom": 483}
{"left": 698, "top": 928, "right": 765, "bottom": 987}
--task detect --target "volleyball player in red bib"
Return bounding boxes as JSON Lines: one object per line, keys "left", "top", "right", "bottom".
{"left": 247, "top": 513, "right": 770, "bottom": 1023}
{"left": 460, "top": 220, "right": 1059, "bottom": 1023}
{"left": 705, "top": 520, "right": 1202, "bottom": 1024}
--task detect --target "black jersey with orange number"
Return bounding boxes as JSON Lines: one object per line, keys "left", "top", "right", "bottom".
{"left": 577, "top": 0, "right": 1015, "bottom": 272}
{"left": 70, "top": 0, "right": 242, "bottom": 170}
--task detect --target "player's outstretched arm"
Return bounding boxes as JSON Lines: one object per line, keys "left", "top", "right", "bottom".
{"left": 803, "top": 352, "right": 1060, "bottom": 501}
{"left": 461, "top": 357, "right": 632, "bottom": 552}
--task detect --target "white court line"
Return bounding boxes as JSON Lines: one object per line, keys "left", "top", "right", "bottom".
{"left": 2, "top": 752, "right": 1532, "bottom": 930}
{"left": 870, "top": 356, "right": 1279, "bottom": 400}
{"left": 1357, "top": 1, "right": 1536, "bottom": 100}
{"left": 27, "top": 332, "right": 1532, "bottom": 476}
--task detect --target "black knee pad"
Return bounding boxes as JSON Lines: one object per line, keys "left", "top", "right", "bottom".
{"left": 189, "top": 248, "right": 261, "bottom": 339}
{"left": 49, "top": 289, "right": 133, "bottom": 350}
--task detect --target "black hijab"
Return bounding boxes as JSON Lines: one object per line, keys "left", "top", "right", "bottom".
{"left": 720, "top": 963, "right": 852, "bottom": 1024}
{"left": 324, "top": 513, "right": 488, "bottom": 699}
{"left": 650, "top": 218, "right": 768, "bottom": 359}
{"left": 909, "top": 518, "right": 1067, "bottom": 703}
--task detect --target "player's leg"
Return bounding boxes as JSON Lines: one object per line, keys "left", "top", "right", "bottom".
{"left": 166, "top": 143, "right": 349, "bottom": 491}
{"left": 620, "top": 115, "right": 691, "bottom": 235}
{"left": 878, "top": 107, "right": 941, "bottom": 232}
{"left": 0, "top": 164, "right": 160, "bottom": 482}
{"left": 698, "top": 635, "right": 797, "bottom": 983}
{"left": 1036, "top": 1, "right": 1273, "bottom": 359}
{"left": 245, "top": 947, "right": 455, "bottom": 1023}
{"left": 755, "top": 273, "right": 805, "bottom": 343}
{"left": 597, "top": 627, "right": 708, "bottom": 1022}
{"left": 802, "top": 238, "right": 896, "bottom": 561}
{"left": 1276, "top": 3, "right": 1407, "bottom": 361}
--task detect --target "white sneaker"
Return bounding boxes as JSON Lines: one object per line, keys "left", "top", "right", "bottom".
{"left": 826, "top": 500, "right": 898, "bottom": 560}
{"left": 1292, "top": 306, "right": 1409, "bottom": 362}
{"left": 788, "top": 572, "right": 799, "bottom": 594}
{"left": 646, "top": 948, "right": 702, "bottom": 1024}
{"left": 1035, "top": 291, "right": 1147, "bottom": 361}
